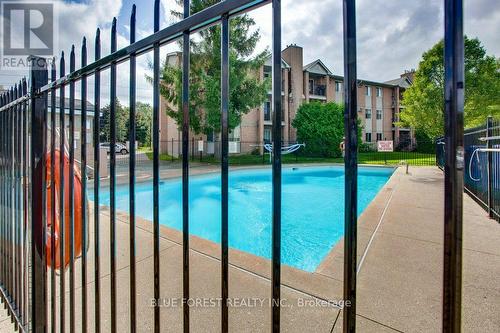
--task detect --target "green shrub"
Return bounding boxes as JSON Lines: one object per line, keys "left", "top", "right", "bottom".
{"left": 292, "top": 102, "right": 361, "bottom": 157}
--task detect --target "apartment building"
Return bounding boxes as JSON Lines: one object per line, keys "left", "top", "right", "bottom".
{"left": 159, "top": 45, "right": 414, "bottom": 155}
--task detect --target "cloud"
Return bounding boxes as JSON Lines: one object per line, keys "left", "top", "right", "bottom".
{"left": 249, "top": 0, "right": 499, "bottom": 82}
{"left": 1, "top": 0, "right": 499, "bottom": 100}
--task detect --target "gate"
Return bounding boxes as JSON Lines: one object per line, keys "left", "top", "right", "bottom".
{"left": 0, "top": 0, "right": 465, "bottom": 332}
{"left": 437, "top": 116, "right": 500, "bottom": 221}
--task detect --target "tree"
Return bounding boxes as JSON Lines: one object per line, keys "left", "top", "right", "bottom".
{"left": 292, "top": 102, "right": 361, "bottom": 157}
{"left": 100, "top": 100, "right": 152, "bottom": 147}
{"left": 133, "top": 102, "right": 153, "bottom": 147}
{"left": 100, "top": 99, "right": 128, "bottom": 143}
{"left": 155, "top": 0, "right": 269, "bottom": 136}
{"left": 400, "top": 37, "right": 500, "bottom": 139}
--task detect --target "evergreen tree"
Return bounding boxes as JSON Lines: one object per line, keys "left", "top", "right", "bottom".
{"left": 154, "top": 0, "right": 269, "bottom": 136}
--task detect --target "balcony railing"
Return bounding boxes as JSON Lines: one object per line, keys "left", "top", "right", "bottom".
{"left": 309, "top": 84, "right": 326, "bottom": 97}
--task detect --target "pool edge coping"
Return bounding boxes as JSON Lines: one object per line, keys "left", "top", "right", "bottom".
{"left": 93, "top": 164, "right": 403, "bottom": 302}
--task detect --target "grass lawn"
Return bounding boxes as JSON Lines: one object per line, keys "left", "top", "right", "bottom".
{"left": 357, "top": 151, "right": 436, "bottom": 166}
{"left": 140, "top": 147, "right": 436, "bottom": 166}
{"left": 202, "top": 151, "right": 436, "bottom": 166}
{"left": 141, "top": 149, "right": 178, "bottom": 161}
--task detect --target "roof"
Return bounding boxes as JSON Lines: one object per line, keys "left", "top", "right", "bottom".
{"left": 329, "top": 74, "right": 398, "bottom": 88}
{"left": 48, "top": 98, "right": 96, "bottom": 113}
{"left": 384, "top": 76, "right": 412, "bottom": 88}
{"left": 303, "top": 59, "right": 332, "bottom": 75}
{"left": 264, "top": 55, "right": 291, "bottom": 69}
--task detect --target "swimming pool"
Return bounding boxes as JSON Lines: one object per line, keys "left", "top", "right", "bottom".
{"left": 98, "top": 166, "right": 394, "bottom": 272}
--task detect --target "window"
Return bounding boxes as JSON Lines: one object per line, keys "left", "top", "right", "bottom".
{"left": 376, "top": 109, "right": 382, "bottom": 120}
{"left": 335, "top": 81, "right": 341, "bottom": 92}
{"left": 365, "top": 132, "right": 372, "bottom": 142}
{"left": 264, "top": 101, "right": 271, "bottom": 121}
{"left": 376, "top": 87, "right": 383, "bottom": 97}
{"left": 229, "top": 125, "right": 241, "bottom": 141}
{"left": 309, "top": 79, "right": 314, "bottom": 94}
{"left": 376, "top": 133, "right": 382, "bottom": 141}
{"left": 263, "top": 65, "right": 271, "bottom": 79}
{"left": 365, "top": 86, "right": 371, "bottom": 96}
{"left": 264, "top": 127, "right": 272, "bottom": 143}
{"left": 365, "top": 109, "right": 371, "bottom": 119}
{"left": 207, "top": 131, "right": 215, "bottom": 142}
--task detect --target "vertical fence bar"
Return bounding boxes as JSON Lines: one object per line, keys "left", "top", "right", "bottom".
{"left": 50, "top": 59, "right": 57, "bottom": 333}
{"left": 13, "top": 83, "right": 18, "bottom": 328}
{"left": 1, "top": 95, "right": 3, "bottom": 296}
{"left": 69, "top": 45, "right": 76, "bottom": 333}
{"left": 342, "top": 0, "right": 358, "bottom": 331}
{"left": 5, "top": 89, "right": 8, "bottom": 305}
{"left": 15, "top": 82, "right": 20, "bottom": 330}
{"left": 0, "top": 97, "right": 4, "bottom": 302}
{"left": 8, "top": 88, "right": 12, "bottom": 308}
{"left": 443, "top": 0, "right": 464, "bottom": 331}
{"left": 0, "top": 96, "right": 3, "bottom": 300}
{"left": 5, "top": 91, "right": 9, "bottom": 319}
{"left": 152, "top": 1, "right": 161, "bottom": 331}
{"left": 3, "top": 95, "right": 6, "bottom": 302}
{"left": 81, "top": 37, "right": 89, "bottom": 333}
{"left": 11, "top": 88, "right": 14, "bottom": 310}
{"left": 486, "top": 116, "right": 493, "bottom": 218}
{"left": 17, "top": 82, "right": 22, "bottom": 327}
{"left": 129, "top": 5, "right": 137, "bottom": 332}
{"left": 271, "top": 0, "right": 282, "bottom": 331}
{"left": 171, "top": 138, "right": 174, "bottom": 162}
{"left": 13, "top": 87, "right": 17, "bottom": 323}
{"left": 11, "top": 85, "right": 15, "bottom": 326}
{"left": 3, "top": 97, "right": 6, "bottom": 302}
{"left": 3, "top": 95, "right": 6, "bottom": 305}
{"left": 11, "top": 87, "right": 15, "bottom": 311}
{"left": 17, "top": 81, "right": 23, "bottom": 325}
{"left": 6, "top": 91, "right": 10, "bottom": 308}
{"left": 16, "top": 81, "right": 24, "bottom": 325}
{"left": 182, "top": 1, "right": 191, "bottom": 331}
{"left": 17, "top": 81, "right": 22, "bottom": 328}
{"left": 6, "top": 87, "right": 10, "bottom": 315}
{"left": 220, "top": 12, "right": 230, "bottom": 333}
{"left": 22, "top": 78, "right": 28, "bottom": 327}
{"left": 30, "top": 55, "right": 49, "bottom": 333}
{"left": 109, "top": 18, "right": 118, "bottom": 333}
{"left": 58, "top": 51, "right": 66, "bottom": 333}
{"left": 93, "top": 28, "right": 101, "bottom": 333}
{"left": 10, "top": 87, "right": 14, "bottom": 313}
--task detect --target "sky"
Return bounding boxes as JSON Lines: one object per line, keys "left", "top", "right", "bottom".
{"left": 1, "top": 0, "right": 499, "bottom": 105}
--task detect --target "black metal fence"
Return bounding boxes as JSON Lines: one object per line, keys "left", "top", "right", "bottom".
{"left": 0, "top": 78, "right": 29, "bottom": 332}
{"left": 437, "top": 116, "right": 500, "bottom": 221}
{"left": 143, "top": 139, "right": 437, "bottom": 166}
{"left": 0, "top": 0, "right": 466, "bottom": 332}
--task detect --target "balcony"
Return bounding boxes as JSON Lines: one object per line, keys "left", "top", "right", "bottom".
{"left": 309, "top": 84, "right": 327, "bottom": 100}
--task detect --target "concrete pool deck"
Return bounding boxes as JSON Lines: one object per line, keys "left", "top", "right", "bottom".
{"left": 13, "top": 165, "right": 500, "bottom": 332}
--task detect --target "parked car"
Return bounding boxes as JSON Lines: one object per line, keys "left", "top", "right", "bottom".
{"left": 100, "top": 142, "right": 129, "bottom": 155}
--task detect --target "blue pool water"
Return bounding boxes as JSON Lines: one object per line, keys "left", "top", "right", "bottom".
{"left": 97, "top": 166, "right": 393, "bottom": 272}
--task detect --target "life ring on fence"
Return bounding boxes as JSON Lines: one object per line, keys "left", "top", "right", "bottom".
{"left": 44, "top": 149, "right": 87, "bottom": 270}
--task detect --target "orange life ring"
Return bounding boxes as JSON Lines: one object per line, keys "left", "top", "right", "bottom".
{"left": 45, "top": 149, "right": 86, "bottom": 269}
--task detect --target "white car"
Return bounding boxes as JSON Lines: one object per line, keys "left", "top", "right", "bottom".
{"left": 100, "top": 143, "right": 129, "bottom": 155}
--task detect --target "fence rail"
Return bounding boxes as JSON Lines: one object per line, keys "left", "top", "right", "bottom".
{"left": 100, "top": 139, "right": 436, "bottom": 167}
{"left": 437, "top": 116, "right": 500, "bottom": 221}
{"left": 0, "top": 0, "right": 465, "bottom": 332}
